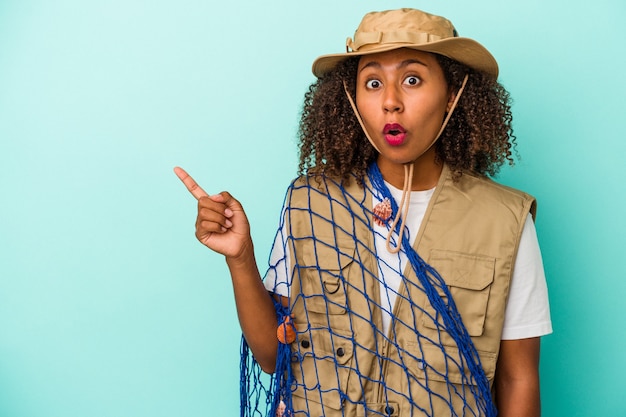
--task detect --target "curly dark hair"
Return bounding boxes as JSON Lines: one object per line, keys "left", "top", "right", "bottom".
{"left": 297, "top": 53, "right": 516, "bottom": 183}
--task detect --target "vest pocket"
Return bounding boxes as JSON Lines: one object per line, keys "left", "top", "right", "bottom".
{"left": 291, "top": 327, "right": 354, "bottom": 411}
{"left": 298, "top": 239, "right": 355, "bottom": 315}
{"left": 404, "top": 341, "right": 497, "bottom": 384}
{"left": 422, "top": 250, "right": 495, "bottom": 337}
{"left": 397, "top": 342, "right": 497, "bottom": 416}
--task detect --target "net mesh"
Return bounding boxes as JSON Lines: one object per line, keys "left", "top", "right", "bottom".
{"left": 241, "top": 163, "right": 497, "bottom": 417}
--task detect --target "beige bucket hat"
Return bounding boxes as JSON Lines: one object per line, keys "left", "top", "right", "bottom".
{"left": 312, "top": 8, "right": 498, "bottom": 79}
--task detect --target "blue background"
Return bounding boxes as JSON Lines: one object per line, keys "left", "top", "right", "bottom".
{"left": 1, "top": 1, "right": 624, "bottom": 416}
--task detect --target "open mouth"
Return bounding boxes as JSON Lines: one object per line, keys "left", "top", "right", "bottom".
{"left": 384, "top": 123, "right": 406, "bottom": 135}
{"left": 383, "top": 123, "right": 406, "bottom": 146}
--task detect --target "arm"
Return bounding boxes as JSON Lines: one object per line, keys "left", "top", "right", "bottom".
{"left": 174, "top": 167, "right": 279, "bottom": 373}
{"left": 494, "top": 337, "right": 541, "bottom": 417}
{"left": 226, "top": 241, "right": 280, "bottom": 373}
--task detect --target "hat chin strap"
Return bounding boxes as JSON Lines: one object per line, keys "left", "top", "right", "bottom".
{"left": 342, "top": 74, "right": 469, "bottom": 253}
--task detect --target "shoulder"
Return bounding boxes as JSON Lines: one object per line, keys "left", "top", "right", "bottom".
{"left": 455, "top": 171, "right": 534, "bottom": 201}
{"left": 452, "top": 171, "right": 537, "bottom": 219}
{"left": 287, "top": 174, "right": 367, "bottom": 205}
{"left": 284, "top": 174, "right": 371, "bottom": 237}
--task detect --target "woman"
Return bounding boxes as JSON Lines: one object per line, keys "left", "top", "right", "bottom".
{"left": 176, "top": 8, "right": 552, "bottom": 416}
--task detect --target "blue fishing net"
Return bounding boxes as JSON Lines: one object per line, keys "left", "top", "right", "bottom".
{"left": 241, "top": 163, "right": 496, "bottom": 417}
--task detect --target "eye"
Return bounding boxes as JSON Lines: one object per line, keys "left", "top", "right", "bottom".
{"left": 403, "top": 75, "right": 421, "bottom": 86}
{"left": 366, "top": 79, "right": 382, "bottom": 89}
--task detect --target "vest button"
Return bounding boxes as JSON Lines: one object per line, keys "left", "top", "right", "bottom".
{"left": 336, "top": 347, "right": 345, "bottom": 357}
{"left": 385, "top": 405, "right": 394, "bottom": 415}
{"left": 300, "top": 339, "right": 310, "bottom": 349}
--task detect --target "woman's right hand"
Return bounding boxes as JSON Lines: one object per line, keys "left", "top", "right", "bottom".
{"left": 174, "top": 166, "right": 252, "bottom": 260}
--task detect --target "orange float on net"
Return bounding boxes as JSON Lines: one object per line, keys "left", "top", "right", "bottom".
{"left": 277, "top": 315, "right": 297, "bottom": 344}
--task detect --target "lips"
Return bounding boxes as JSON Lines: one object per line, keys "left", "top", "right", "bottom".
{"left": 383, "top": 123, "right": 406, "bottom": 146}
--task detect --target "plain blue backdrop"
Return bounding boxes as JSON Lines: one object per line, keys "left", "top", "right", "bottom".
{"left": 1, "top": 0, "right": 624, "bottom": 416}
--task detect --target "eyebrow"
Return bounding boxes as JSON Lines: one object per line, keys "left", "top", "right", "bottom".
{"left": 359, "top": 58, "right": 429, "bottom": 73}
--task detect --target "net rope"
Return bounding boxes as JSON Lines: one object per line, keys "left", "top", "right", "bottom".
{"left": 240, "top": 162, "right": 497, "bottom": 417}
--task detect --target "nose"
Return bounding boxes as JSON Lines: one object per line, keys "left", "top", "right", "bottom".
{"left": 383, "top": 86, "right": 403, "bottom": 113}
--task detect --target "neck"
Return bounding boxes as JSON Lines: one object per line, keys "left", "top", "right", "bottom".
{"left": 377, "top": 151, "right": 443, "bottom": 191}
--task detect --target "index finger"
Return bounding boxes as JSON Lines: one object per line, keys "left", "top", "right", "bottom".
{"left": 173, "top": 166, "right": 209, "bottom": 200}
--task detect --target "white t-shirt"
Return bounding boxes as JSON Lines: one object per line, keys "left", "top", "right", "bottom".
{"left": 264, "top": 183, "right": 552, "bottom": 340}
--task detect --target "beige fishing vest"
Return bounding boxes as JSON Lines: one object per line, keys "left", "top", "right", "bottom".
{"left": 285, "top": 165, "right": 535, "bottom": 416}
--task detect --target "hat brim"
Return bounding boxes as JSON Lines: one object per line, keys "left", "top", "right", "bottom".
{"left": 312, "top": 37, "right": 498, "bottom": 79}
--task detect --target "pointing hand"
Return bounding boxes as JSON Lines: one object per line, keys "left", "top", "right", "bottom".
{"left": 174, "top": 166, "right": 252, "bottom": 259}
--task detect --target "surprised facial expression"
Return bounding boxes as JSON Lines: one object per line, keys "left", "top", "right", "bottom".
{"left": 356, "top": 48, "right": 453, "bottom": 167}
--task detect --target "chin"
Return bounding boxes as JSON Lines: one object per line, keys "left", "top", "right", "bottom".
{"left": 379, "top": 152, "right": 424, "bottom": 166}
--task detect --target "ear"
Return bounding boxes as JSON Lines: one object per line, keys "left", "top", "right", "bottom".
{"left": 446, "top": 90, "right": 457, "bottom": 113}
